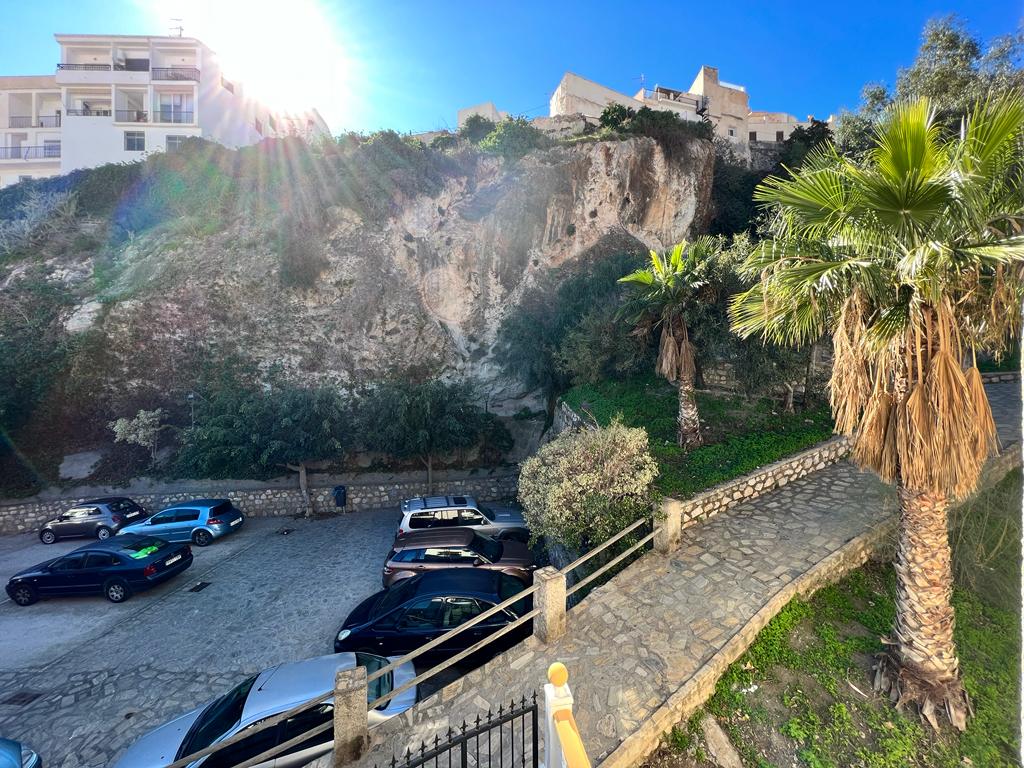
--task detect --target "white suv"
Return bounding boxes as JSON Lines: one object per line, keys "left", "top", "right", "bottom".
{"left": 397, "top": 495, "right": 529, "bottom": 542}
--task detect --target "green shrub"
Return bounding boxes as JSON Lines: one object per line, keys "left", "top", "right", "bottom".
{"left": 599, "top": 103, "right": 635, "bottom": 130}
{"left": 479, "top": 117, "right": 550, "bottom": 160}
{"left": 554, "top": 304, "right": 651, "bottom": 385}
{"left": 457, "top": 114, "right": 496, "bottom": 143}
{"left": 430, "top": 133, "right": 458, "bottom": 151}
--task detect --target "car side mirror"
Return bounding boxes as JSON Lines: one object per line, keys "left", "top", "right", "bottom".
{"left": 472, "top": 557, "right": 484, "bottom": 567}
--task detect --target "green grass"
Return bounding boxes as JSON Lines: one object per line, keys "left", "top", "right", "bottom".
{"left": 665, "top": 472, "right": 1023, "bottom": 768}
{"left": 562, "top": 374, "right": 835, "bottom": 498}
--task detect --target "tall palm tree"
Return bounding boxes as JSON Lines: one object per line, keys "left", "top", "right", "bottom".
{"left": 730, "top": 95, "right": 1024, "bottom": 730}
{"left": 619, "top": 238, "right": 719, "bottom": 449}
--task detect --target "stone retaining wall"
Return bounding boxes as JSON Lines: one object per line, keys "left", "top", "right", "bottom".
{"left": 0, "top": 471, "right": 519, "bottom": 535}
{"left": 980, "top": 370, "right": 1021, "bottom": 384}
{"left": 666, "top": 435, "right": 851, "bottom": 530}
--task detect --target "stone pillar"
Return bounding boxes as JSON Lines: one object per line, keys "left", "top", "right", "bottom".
{"left": 533, "top": 566, "right": 566, "bottom": 643}
{"left": 654, "top": 500, "right": 682, "bottom": 554}
{"left": 332, "top": 665, "right": 368, "bottom": 768}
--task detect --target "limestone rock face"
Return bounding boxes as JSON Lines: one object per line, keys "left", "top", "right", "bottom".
{"left": 44, "top": 137, "right": 713, "bottom": 409}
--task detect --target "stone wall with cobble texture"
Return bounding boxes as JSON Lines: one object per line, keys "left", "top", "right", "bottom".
{"left": 0, "top": 470, "right": 519, "bottom": 535}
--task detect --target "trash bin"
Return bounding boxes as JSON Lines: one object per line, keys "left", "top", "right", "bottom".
{"left": 332, "top": 485, "right": 347, "bottom": 509}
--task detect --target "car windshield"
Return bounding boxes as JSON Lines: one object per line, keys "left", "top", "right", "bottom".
{"left": 470, "top": 533, "right": 503, "bottom": 563}
{"left": 478, "top": 506, "right": 496, "bottom": 522}
{"left": 177, "top": 675, "right": 258, "bottom": 759}
{"left": 498, "top": 574, "right": 529, "bottom": 616}
{"left": 356, "top": 653, "right": 394, "bottom": 708}
{"left": 210, "top": 501, "right": 232, "bottom": 515}
{"left": 374, "top": 576, "right": 419, "bottom": 617}
{"left": 119, "top": 537, "right": 170, "bottom": 560}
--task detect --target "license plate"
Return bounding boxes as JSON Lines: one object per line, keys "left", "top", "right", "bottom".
{"left": 164, "top": 554, "right": 182, "bottom": 566}
{"left": 230, "top": 518, "right": 241, "bottom": 526}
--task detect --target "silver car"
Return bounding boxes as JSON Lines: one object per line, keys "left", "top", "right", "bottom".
{"left": 118, "top": 499, "right": 244, "bottom": 547}
{"left": 397, "top": 495, "right": 529, "bottom": 542}
{"left": 113, "top": 652, "right": 416, "bottom": 768}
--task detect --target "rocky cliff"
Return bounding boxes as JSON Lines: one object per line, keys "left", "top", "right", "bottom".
{"left": 41, "top": 136, "right": 713, "bottom": 408}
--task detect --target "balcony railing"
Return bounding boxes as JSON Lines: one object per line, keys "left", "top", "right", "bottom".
{"left": 57, "top": 63, "right": 111, "bottom": 71}
{"left": 154, "top": 110, "right": 194, "bottom": 124}
{"left": 0, "top": 144, "right": 61, "bottom": 160}
{"left": 66, "top": 108, "right": 112, "bottom": 117}
{"left": 152, "top": 66, "right": 200, "bottom": 81}
{"left": 8, "top": 115, "right": 62, "bottom": 128}
{"left": 115, "top": 110, "right": 149, "bottom": 123}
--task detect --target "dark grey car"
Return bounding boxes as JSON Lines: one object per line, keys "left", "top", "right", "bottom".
{"left": 39, "top": 497, "right": 149, "bottom": 544}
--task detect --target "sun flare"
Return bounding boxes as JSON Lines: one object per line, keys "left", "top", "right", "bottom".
{"left": 139, "top": 0, "right": 355, "bottom": 126}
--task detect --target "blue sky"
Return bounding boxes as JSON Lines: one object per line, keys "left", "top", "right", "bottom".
{"left": 1, "top": 0, "right": 1019, "bottom": 134}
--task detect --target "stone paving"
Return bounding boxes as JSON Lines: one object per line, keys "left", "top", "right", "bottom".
{"left": 357, "top": 381, "right": 1021, "bottom": 767}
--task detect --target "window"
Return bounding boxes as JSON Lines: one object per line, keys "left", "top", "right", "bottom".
{"left": 398, "top": 597, "right": 446, "bottom": 629}
{"left": 85, "top": 553, "right": 118, "bottom": 569}
{"left": 776, "top": 130, "right": 785, "bottom": 142}
{"left": 443, "top": 597, "right": 484, "bottom": 628}
{"left": 279, "top": 704, "right": 333, "bottom": 752}
{"left": 175, "top": 509, "right": 201, "bottom": 523}
{"left": 43, "top": 140, "right": 60, "bottom": 158}
{"left": 124, "top": 131, "right": 145, "bottom": 151}
{"left": 357, "top": 653, "right": 395, "bottom": 708}
{"left": 390, "top": 549, "right": 419, "bottom": 563}
{"left": 728, "top": 128, "right": 736, "bottom": 137}
{"left": 18, "top": 175, "right": 32, "bottom": 183}
{"left": 65, "top": 507, "right": 95, "bottom": 520}
{"left": 460, "top": 509, "right": 486, "bottom": 526}
{"left": 51, "top": 554, "right": 87, "bottom": 572}
{"left": 221, "top": 76, "right": 235, "bottom": 94}
{"left": 149, "top": 511, "right": 175, "bottom": 525}
{"left": 158, "top": 93, "right": 193, "bottom": 123}
{"left": 196, "top": 719, "right": 279, "bottom": 768}
{"left": 470, "top": 533, "right": 503, "bottom": 562}
{"left": 166, "top": 135, "right": 186, "bottom": 152}
{"left": 178, "top": 676, "right": 259, "bottom": 760}
{"left": 749, "top": 131, "right": 757, "bottom": 141}
{"left": 420, "top": 547, "right": 470, "bottom": 564}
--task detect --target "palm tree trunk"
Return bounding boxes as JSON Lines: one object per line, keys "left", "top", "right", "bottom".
{"left": 677, "top": 377, "right": 701, "bottom": 449}
{"left": 876, "top": 483, "right": 970, "bottom": 730}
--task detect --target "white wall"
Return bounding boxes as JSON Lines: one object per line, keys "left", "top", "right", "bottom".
{"left": 550, "top": 72, "right": 645, "bottom": 119}
{"left": 60, "top": 114, "right": 200, "bottom": 172}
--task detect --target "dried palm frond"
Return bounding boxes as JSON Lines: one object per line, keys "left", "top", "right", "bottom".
{"left": 926, "top": 345, "right": 982, "bottom": 498}
{"left": 965, "top": 365, "right": 999, "bottom": 460}
{"left": 830, "top": 296, "right": 872, "bottom": 434}
{"left": 898, "top": 383, "right": 936, "bottom": 491}
{"left": 854, "top": 390, "right": 898, "bottom": 482}
{"left": 657, "top": 324, "right": 679, "bottom": 383}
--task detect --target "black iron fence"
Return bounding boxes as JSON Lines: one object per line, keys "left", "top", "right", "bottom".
{"left": 0, "top": 144, "right": 61, "bottom": 160}
{"left": 115, "top": 110, "right": 148, "bottom": 123}
{"left": 57, "top": 63, "right": 111, "bottom": 71}
{"left": 8, "top": 115, "right": 61, "bottom": 128}
{"left": 152, "top": 66, "right": 200, "bottom": 81}
{"left": 382, "top": 695, "right": 539, "bottom": 768}
{"left": 66, "top": 108, "right": 111, "bottom": 116}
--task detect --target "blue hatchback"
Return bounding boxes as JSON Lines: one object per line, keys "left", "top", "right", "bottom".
{"left": 119, "top": 498, "right": 245, "bottom": 547}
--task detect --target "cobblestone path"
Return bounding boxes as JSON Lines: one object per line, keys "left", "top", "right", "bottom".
{"left": 359, "top": 381, "right": 1021, "bottom": 767}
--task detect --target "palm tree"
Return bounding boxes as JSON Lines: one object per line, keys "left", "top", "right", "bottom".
{"left": 730, "top": 95, "right": 1024, "bottom": 730}
{"left": 619, "top": 238, "right": 719, "bottom": 449}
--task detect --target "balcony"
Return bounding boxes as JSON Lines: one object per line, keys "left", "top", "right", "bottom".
{"left": 66, "top": 108, "right": 112, "bottom": 117}
{"left": 57, "top": 63, "right": 111, "bottom": 71}
{"left": 8, "top": 116, "right": 61, "bottom": 128}
{"left": 0, "top": 144, "right": 61, "bottom": 160}
{"left": 154, "top": 110, "right": 194, "bottom": 124}
{"left": 115, "top": 110, "right": 149, "bottom": 123}
{"left": 152, "top": 67, "right": 200, "bottom": 81}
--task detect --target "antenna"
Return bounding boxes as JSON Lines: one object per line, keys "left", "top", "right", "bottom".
{"left": 638, "top": 73, "right": 645, "bottom": 92}
{"left": 169, "top": 18, "right": 184, "bottom": 37}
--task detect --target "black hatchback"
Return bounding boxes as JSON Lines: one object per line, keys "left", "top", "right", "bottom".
{"left": 334, "top": 569, "right": 531, "bottom": 660}
{"left": 5, "top": 534, "right": 193, "bottom": 606}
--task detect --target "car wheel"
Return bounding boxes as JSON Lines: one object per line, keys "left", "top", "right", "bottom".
{"left": 10, "top": 584, "right": 38, "bottom": 606}
{"left": 103, "top": 578, "right": 132, "bottom": 603}
{"left": 39, "top": 530, "right": 57, "bottom": 545}
{"left": 96, "top": 526, "right": 113, "bottom": 540}
{"left": 192, "top": 529, "right": 212, "bottom": 547}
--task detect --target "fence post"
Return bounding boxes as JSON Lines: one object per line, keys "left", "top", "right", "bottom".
{"left": 654, "top": 500, "right": 681, "bottom": 554}
{"left": 543, "top": 662, "right": 590, "bottom": 768}
{"left": 533, "top": 566, "right": 566, "bottom": 644}
{"left": 333, "top": 665, "right": 368, "bottom": 768}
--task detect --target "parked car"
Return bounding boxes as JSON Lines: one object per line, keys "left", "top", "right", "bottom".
{"left": 5, "top": 535, "right": 193, "bottom": 606}
{"left": 112, "top": 652, "right": 416, "bottom": 768}
{"left": 335, "top": 569, "right": 531, "bottom": 660}
{"left": 38, "top": 497, "right": 149, "bottom": 544}
{"left": 0, "top": 738, "right": 41, "bottom": 768}
{"left": 397, "top": 495, "right": 529, "bottom": 541}
{"left": 118, "top": 499, "right": 244, "bottom": 547}
{"left": 382, "top": 528, "right": 535, "bottom": 588}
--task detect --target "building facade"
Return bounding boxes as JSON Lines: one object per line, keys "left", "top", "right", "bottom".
{"left": 0, "top": 33, "right": 330, "bottom": 189}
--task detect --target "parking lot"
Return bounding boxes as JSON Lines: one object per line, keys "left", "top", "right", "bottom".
{"left": 0, "top": 509, "right": 401, "bottom": 768}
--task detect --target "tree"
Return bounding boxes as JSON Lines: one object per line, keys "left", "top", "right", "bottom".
{"left": 777, "top": 118, "right": 833, "bottom": 170}
{"left": 478, "top": 117, "right": 550, "bottom": 160}
{"left": 176, "top": 385, "right": 349, "bottom": 516}
{"left": 354, "top": 379, "right": 509, "bottom": 491}
{"left": 457, "top": 114, "right": 496, "bottom": 144}
{"left": 518, "top": 419, "right": 658, "bottom": 551}
{"left": 729, "top": 95, "right": 1024, "bottom": 729}
{"left": 109, "top": 409, "right": 168, "bottom": 465}
{"left": 619, "top": 239, "right": 722, "bottom": 449}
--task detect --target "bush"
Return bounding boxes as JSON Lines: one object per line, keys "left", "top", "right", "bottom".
{"left": 458, "top": 114, "right": 496, "bottom": 144}
{"left": 430, "top": 134, "right": 459, "bottom": 151}
{"left": 599, "top": 103, "right": 635, "bottom": 130}
{"left": 555, "top": 304, "right": 651, "bottom": 385}
{"left": 518, "top": 419, "right": 658, "bottom": 550}
{"left": 479, "top": 117, "right": 550, "bottom": 160}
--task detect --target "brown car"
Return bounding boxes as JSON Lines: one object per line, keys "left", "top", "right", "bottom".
{"left": 382, "top": 528, "right": 535, "bottom": 588}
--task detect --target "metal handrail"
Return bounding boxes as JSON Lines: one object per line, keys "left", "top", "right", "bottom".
{"left": 559, "top": 517, "right": 648, "bottom": 577}
{"left": 115, "top": 110, "right": 148, "bottom": 123}
{"left": 565, "top": 528, "right": 657, "bottom": 597}
{"left": 153, "top": 110, "right": 194, "bottom": 124}
{"left": 152, "top": 66, "right": 200, "bottom": 81}
{"left": 8, "top": 115, "right": 62, "bottom": 128}
{"left": 57, "top": 62, "right": 111, "bottom": 70}
{"left": 235, "top": 720, "right": 334, "bottom": 768}
{"left": 66, "top": 108, "right": 111, "bottom": 116}
{"left": 0, "top": 145, "right": 61, "bottom": 160}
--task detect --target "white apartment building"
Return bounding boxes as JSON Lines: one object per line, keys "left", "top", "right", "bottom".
{"left": 547, "top": 66, "right": 813, "bottom": 160}
{"left": 0, "top": 33, "right": 330, "bottom": 189}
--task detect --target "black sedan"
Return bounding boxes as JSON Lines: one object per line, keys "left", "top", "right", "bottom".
{"left": 5, "top": 535, "right": 193, "bottom": 606}
{"left": 334, "top": 569, "right": 531, "bottom": 660}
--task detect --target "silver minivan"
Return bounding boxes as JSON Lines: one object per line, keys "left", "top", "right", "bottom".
{"left": 113, "top": 652, "right": 416, "bottom": 768}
